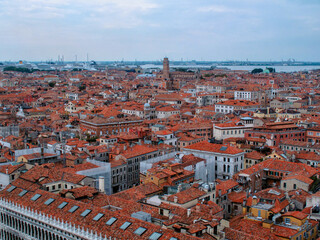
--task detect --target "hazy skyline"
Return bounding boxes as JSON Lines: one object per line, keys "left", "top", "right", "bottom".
{"left": 1, "top": 0, "right": 320, "bottom": 62}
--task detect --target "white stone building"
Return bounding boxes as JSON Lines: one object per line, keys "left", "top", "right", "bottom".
{"left": 155, "top": 130, "right": 177, "bottom": 146}
{"left": 215, "top": 100, "right": 260, "bottom": 114}
{"left": 213, "top": 117, "right": 254, "bottom": 141}
{"left": 155, "top": 106, "right": 180, "bottom": 119}
{"left": 234, "top": 90, "right": 260, "bottom": 101}
{"left": 182, "top": 141, "right": 244, "bottom": 181}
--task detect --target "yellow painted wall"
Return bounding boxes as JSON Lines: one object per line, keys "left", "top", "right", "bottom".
{"left": 283, "top": 216, "right": 305, "bottom": 226}
{"left": 251, "top": 207, "right": 269, "bottom": 219}
{"left": 17, "top": 156, "right": 28, "bottom": 163}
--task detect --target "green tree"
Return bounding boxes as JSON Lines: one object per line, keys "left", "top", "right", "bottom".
{"left": 78, "top": 85, "right": 86, "bottom": 91}
{"left": 3, "top": 66, "right": 34, "bottom": 73}
{"left": 251, "top": 68, "right": 263, "bottom": 74}
{"left": 48, "top": 82, "right": 56, "bottom": 87}
{"left": 266, "top": 67, "right": 275, "bottom": 73}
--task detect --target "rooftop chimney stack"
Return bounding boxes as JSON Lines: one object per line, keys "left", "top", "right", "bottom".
{"left": 187, "top": 209, "right": 191, "bottom": 217}
{"left": 98, "top": 176, "right": 105, "bottom": 193}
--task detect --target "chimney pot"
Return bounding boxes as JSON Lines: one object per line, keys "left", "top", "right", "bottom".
{"left": 196, "top": 204, "right": 200, "bottom": 212}
{"left": 187, "top": 209, "right": 191, "bottom": 217}
{"left": 98, "top": 176, "right": 105, "bottom": 193}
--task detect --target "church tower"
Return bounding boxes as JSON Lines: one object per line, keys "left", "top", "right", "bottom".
{"left": 163, "top": 57, "right": 170, "bottom": 80}
{"left": 259, "top": 91, "right": 268, "bottom": 108}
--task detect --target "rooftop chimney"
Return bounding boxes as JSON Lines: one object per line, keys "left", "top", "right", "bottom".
{"left": 252, "top": 196, "right": 258, "bottom": 205}
{"left": 196, "top": 204, "right": 200, "bottom": 212}
{"left": 187, "top": 209, "right": 191, "bottom": 217}
{"left": 177, "top": 184, "right": 182, "bottom": 193}
{"left": 98, "top": 176, "right": 105, "bottom": 193}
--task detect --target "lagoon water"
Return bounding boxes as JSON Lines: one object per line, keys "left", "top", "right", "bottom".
{"left": 218, "top": 65, "right": 320, "bottom": 72}
{"left": 141, "top": 64, "right": 320, "bottom": 73}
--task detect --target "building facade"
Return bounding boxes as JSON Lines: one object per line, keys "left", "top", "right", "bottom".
{"left": 80, "top": 116, "right": 143, "bottom": 137}
{"left": 245, "top": 122, "right": 306, "bottom": 147}
{"left": 215, "top": 100, "right": 260, "bottom": 114}
{"left": 182, "top": 141, "right": 245, "bottom": 180}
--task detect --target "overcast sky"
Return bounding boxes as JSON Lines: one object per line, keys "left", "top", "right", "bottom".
{"left": 1, "top": 0, "right": 320, "bottom": 61}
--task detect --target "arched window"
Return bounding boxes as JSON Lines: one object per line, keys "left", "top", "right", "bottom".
{"left": 42, "top": 229, "right": 45, "bottom": 239}
{"left": 45, "top": 230, "right": 50, "bottom": 240}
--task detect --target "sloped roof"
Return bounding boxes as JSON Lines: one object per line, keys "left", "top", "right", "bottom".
{"left": 184, "top": 141, "right": 244, "bottom": 155}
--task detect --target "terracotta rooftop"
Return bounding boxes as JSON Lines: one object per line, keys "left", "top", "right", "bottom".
{"left": 216, "top": 179, "right": 239, "bottom": 196}
{"left": 184, "top": 141, "right": 244, "bottom": 155}
{"left": 113, "top": 183, "right": 162, "bottom": 202}
{"left": 166, "top": 187, "right": 207, "bottom": 204}
{"left": 0, "top": 163, "right": 24, "bottom": 175}
{"left": 0, "top": 185, "right": 198, "bottom": 240}
{"left": 282, "top": 211, "right": 308, "bottom": 220}
{"left": 121, "top": 144, "right": 158, "bottom": 159}
{"left": 225, "top": 219, "right": 280, "bottom": 240}
{"left": 245, "top": 151, "right": 265, "bottom": 160}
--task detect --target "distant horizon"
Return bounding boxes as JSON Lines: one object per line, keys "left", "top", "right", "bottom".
{"left": 2, "top": 59, "right": 320, "bottom": 64}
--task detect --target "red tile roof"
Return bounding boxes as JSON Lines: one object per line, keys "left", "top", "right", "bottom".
{"left": 19, "top": 163, "right": 92, "bottom": 185}
{"left": 113, "top": 183, "right": 162, "bottom": 202}
{"left": 282, "top": 211, "right": 308, "bottom": 220}
{"left": 228, "top": 191, "right": 247, "bottom": 203}
{"left": 184, "top": 141, "right": 244, "bottom": 155}
{"left": 273, "top": 225, "right": 298, "bottom": 238}
{"left": 166, "top": 187, "right": 207, "bottom": 204}
{"left": 60, "top": 186, "right": 99, "bottom": 199}
{"left": 282, "top": 172, "right": 313, "bottom": 185}
{"left": 0, "top": 163, "right": 24, "bottom": 174}
{"left": 235, "top": 158, "right": 317, "bottom": 179}
{"left": 122, "top": 144, "right": 158, "bottom": 159}
{"left": 245, "top": 151, "right": 265, "bottom": 160}
{"left": 296, "top": 151, "right": 320, "bottom": 162}
{"left": 225, "top": 219, "right": 280, "bottom": 240}
{"left": 155, "top": 130, "right": 173, "bottom": 135}
{"left": 0, "top": 186, "right": 198, "bottom": 240}
{"left": 216, "top": 179, "right": 239, "bottom": 196}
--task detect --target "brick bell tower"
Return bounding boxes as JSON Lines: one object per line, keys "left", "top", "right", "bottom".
{"left": 163, "top": 57, "right": 170, "bottom": 80}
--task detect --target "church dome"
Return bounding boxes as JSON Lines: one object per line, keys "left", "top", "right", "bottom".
{"left": 144, "top": 102, "right": 150, "bottom": 108}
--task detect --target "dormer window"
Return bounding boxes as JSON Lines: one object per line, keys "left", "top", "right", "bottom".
{"left": 39, "top": 177, "right": 46, "bottom": 182}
